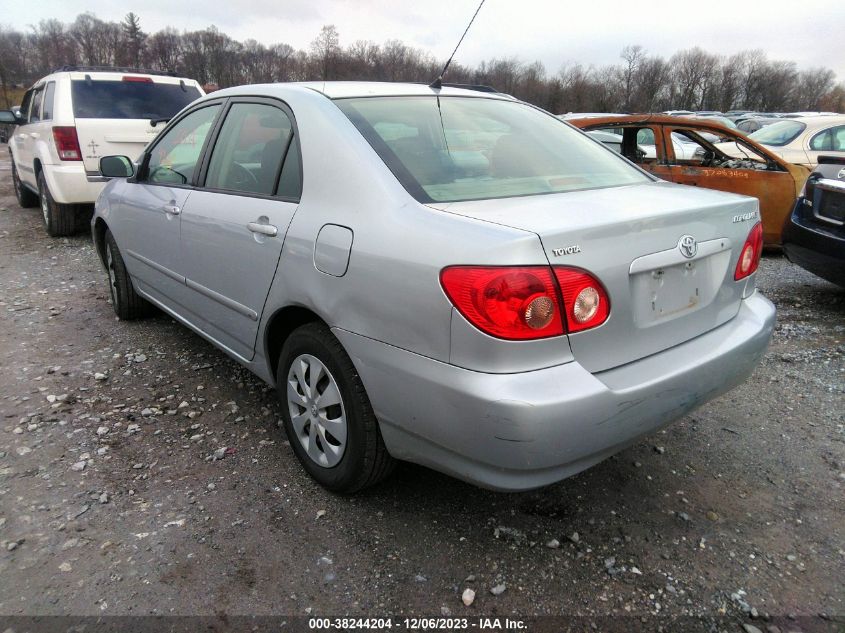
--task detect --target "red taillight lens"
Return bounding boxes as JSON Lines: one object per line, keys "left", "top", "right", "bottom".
{"left": 734, "top": 222, "right": 763, "bottom": 281}
{"left": 52, "top": 126, "right": 82, "bottom": 161}
{"left": 122, "top": 75, "right": 153, "bottom": 83}
{"left": 440, "top": 265, "right": 611, "bottom": 339}
{"left": 553, "top": 267, "right": 611, "bottom": 333}
{"left": 440, "top": 266, "right": 564, "bottom": 340}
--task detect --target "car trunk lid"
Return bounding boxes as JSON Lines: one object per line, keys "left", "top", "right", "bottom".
{"left": 431, "top": 181, "right": 760, "bottom": 373}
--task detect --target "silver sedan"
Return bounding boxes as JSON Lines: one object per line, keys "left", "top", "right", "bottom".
{"left": 92, "top": 82, "right": 775, "bottom": 492}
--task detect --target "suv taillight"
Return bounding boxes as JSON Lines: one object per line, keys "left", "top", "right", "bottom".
{"left": 52, "top": 126, "right": 82, "bottom": 161}
{"left": 734, "top": 222, "right": 763, "bottom": 281}
{"left": 440, "top": 265, "right": 609, "bottom": 340}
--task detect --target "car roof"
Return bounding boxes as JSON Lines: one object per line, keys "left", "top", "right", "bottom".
{"left": 209, "top": 81, "right": 515, "bottom": 101}
{"left": 565, "top": 113, "right": 737, "bottom": 133}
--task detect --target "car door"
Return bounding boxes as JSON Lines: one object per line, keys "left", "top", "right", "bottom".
{"left": 13, "top": 88, "right": 38, "bottom": 188}
{"left": 117, "top": 102, "right": 223, "bottom": 308}
{"left": 177, "top": 99, "right": 302, "bottom": 361}
{"left": 806, "top": 125, "right": 845, "bottom": 167}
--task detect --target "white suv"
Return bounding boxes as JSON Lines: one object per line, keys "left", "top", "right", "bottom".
{"left": 4, "top": 66, "right": 203, "bottom": 236}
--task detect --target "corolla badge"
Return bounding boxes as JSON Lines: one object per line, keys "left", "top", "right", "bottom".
{"left": 678, "top": 235, "right": 697, "bottom": 259}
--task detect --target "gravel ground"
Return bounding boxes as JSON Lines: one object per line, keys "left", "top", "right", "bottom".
{"left": 0, "top": 147, "right": 842, "bottom": 630}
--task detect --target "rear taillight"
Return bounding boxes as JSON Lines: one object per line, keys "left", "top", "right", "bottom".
{"left": 734, "top": 222, "right": 763, "bottom": 281}
{"left": 52, "top": 126, "right": 82, "bottom": 161}
{"left": 553, "top": 267, "right": 611, "bottom": 333}
{"left": 440, "top": 265, "right": 609, "bottom": 340}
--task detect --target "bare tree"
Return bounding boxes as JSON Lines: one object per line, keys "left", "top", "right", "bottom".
{"left": 311, "top": 25, "right": 340, "bottom": 80}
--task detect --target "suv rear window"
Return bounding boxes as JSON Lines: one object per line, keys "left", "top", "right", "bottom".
{"left": 335, "top": 96, "right": 650, "bottom": 203}
{"left": 71, "top": 80, "right": 201, "bottom": 120}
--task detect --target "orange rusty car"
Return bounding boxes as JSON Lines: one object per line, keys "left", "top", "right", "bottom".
{"left": 566, "top": 115, "right": 809, "bottom": 245}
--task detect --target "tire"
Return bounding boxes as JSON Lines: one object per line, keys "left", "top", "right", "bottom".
{"left": 11, "top": 159, "right": 38, "bottom": 208}
{"left": 104, "top": 229, "right": 153, "bottom": 320}
{"left": 37, "top": 171, "right": 77, "bottom": 237}
{"left": 278, "top": 323, "right": 394, "bottom": 493}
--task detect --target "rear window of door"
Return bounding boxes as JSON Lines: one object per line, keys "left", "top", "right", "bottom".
{"left": 71, "top": 80, "right": 201, "bottom": 120}
{"left": 204, "top": 102, "right": 298, "bottom": 197}
{"left": 41, "top": 82, "right": 56, "bottom": 120}
{"left": 810, "top": 126, "right": 845, "bottom": 152}
{"left": 146, "top": 105, "right": 220, "bottom": 185}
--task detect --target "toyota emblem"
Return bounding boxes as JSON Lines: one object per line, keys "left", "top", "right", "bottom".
{"left": 678, "top": 235, "right": 697, "bottom": 259}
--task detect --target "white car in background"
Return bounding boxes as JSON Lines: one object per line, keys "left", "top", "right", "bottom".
{"left": 3, "top": 66, "right": 203, "bottom": 236}
{"left": 744, "top": 115, "right": 845, "bottom": 168}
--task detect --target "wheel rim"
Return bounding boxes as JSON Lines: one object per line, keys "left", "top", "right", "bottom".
{"left": 12, "top": 165, "right": 21, "bottom": 199}
{"left": 40, "top": 188, "right": 49, "bottom": 224}
{"left": 105, "top": 244, "right": 118, "bottom": 307}
{"left": 286, "top": 354, "right": 347, "bottom": 468}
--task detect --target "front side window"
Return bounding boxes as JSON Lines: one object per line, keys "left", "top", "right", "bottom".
{"left": 749, "top": 120, "right": 806, "bottom": 147}
{"left": 335, "top": 96, "right": 650, "bottom": 203}
{"left": 19, "top": 90, "right": 33, "bottom": 122}
{"left": 71, "top": 80, "right": 201, "bottom": 120}
{"left": 146, "top": 105, "right": 220, "bottom": 185}
{"left": 205, "top": 103, "right": 294, "bottom": 196}
{"left": 29, "top": 86, "right": 45, "bottom": 123}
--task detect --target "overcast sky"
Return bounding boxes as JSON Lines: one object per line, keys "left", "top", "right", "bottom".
{"left": 5, "top": 0, "right": 845, "bottom": 81}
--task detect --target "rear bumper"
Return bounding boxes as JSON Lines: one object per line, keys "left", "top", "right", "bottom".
{"left": 335, "top": 292, "right": 776, "bottom": 491}
{"left": 782, "top": 200, "right": 845, "bottom": 287}
{"left": 41, "top": 163, "right": 105, "bottom": 204}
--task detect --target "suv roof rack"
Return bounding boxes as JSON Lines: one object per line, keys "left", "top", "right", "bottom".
{"left": 53, "top": 65, "right": 179, "bottom": 77}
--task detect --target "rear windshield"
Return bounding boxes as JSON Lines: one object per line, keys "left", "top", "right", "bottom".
{"left": 749, "top": 120, "right": 806, "bottom": 147}
{"left": 335, "top": 96, "right": 651, "bottom": 203}
{"left": 71, "top": 80, "right": 201, "bottom": 120}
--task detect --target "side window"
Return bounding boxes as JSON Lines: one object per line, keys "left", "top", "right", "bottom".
{"left": 19, "top": 90, "right": 33, "bottom": 123}
{"left": 810, "top": 129, "right": 832, "bottom": 151}
{"left": 146, "top": 105, "right": 220, "bottom": 185}
{"left": 205, "top": 103, "right": 293, "bottom": 196}
{"left": 41, "top": 82, "right": 56, "bottom": 121}
{"left": 810, "top": 126, "right": 845, "bottom": 152}
{"left": 28, "top": 86, "right": 45, "bottom": 123}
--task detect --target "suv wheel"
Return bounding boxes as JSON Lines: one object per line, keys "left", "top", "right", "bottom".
{"left": 104, "top": 230, "right": 153, "bottom": 320}
{"left": 37, "top": 171, "right": 77, "bottom": 237}
{"left": 11, "top": 159, "right": 38, "bottom": 208}
{"left": 278, "top": 323, "right": 395, "bottom": 493}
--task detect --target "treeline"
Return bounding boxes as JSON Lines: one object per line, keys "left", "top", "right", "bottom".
{"left": 1, "top": 12, "right": 843, "bottom": 113}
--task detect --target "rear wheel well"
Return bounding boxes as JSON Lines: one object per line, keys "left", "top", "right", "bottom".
{"left": 33, "top": 158, "right": 43, "bottom": 179}
{"left": 265, "top": 306, "right": 326, "bottom": 382}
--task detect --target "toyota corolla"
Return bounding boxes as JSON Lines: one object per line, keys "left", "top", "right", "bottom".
{"left": 91, "top": 82, "right": 775, "bottom": 492}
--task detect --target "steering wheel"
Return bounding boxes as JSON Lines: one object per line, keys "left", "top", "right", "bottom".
{"left": 225, "top": 162, "right": 260, "bottom": 191}
{"left": 701, "top": 149, "right": 716, "bottom": 167}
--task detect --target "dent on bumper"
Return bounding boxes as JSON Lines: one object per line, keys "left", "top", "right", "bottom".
{"left": 334, "top": 293, "right": 776, "bottom": 491}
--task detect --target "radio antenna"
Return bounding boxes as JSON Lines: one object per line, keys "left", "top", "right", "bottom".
{"left": 430, "top": 0, "right": 486, "bottom": 90}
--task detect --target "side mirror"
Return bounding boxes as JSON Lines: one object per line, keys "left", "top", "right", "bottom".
{"left": 100, "top": 155, "right": 134, "bottom": 179}
{"left": 0, "top": 111, "right": 17, "bottom": 124}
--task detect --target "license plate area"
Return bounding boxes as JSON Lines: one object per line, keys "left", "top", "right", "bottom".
{"left": 634, "top": 261, "right": 702, "bottom": 323}
{"left": 816, "top": 190, "right": 845, "bottom": 224}
{"left": 629, "top": 238, "right": 732, "bottom": 328}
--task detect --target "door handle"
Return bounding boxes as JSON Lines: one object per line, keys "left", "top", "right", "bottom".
{"left": 247, "top": 221, "right": 278, "bottom": 237}
{"left": 163, "top": 204, "right": 181, "bottom": 215}
{"left": 30, "top": 132, "right": 40, "bottom": 139}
